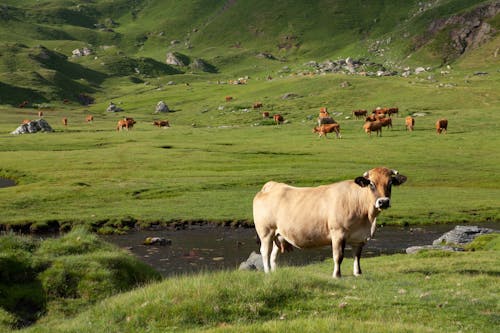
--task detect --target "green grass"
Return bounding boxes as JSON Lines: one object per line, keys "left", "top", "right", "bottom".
{"left": 10, "top": 234, "right": 500, "bottom": 332}
{"left": 0, "top": 68, "right": 499, "bottom": 230}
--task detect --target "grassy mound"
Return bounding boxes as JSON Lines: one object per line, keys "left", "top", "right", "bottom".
{"left": 0, "top": 228, "right": 161, "bottom": 329}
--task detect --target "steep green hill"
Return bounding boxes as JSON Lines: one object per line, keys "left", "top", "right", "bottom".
{"left": 0, "top": 0, "right": 498, "bottom": 105}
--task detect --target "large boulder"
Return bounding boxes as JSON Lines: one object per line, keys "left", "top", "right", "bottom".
{"left": 106, "top": 102, "right": 123, "bottom": 112}
{"left": 407, "top": 225, "right": 497, "bottom": 254}
{"left": 432, "top": 225, "right": 496, "bottom": 246}
{"left": 155, "top": 100, "right": 169, "bottom": 113}
{"left": 11, "top": 119, "right": 53, "bottom": 135}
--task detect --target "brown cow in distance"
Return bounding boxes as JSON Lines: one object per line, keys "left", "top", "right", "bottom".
{"left": 436, "top": 119, "right": 448, "bottom": 134}
{"left": 405, "top": 116, "right": 415, "bottom": 131}
{"left": 313, "top": 123, "right": 341, "bottom": 139}
{"left": 388, "top": 107, "right": 399, "bottom": 117}
{"left": 378, "top": 117, "right": 392, "bottom": 129}
{"left": 363, "top": 121, "right": 383, "bottom": 136}
{"left": 117, "top": 117, "right": 136, "bottom": 131}
{"left": 352, "top": 110, "right": 367, "bottom": 119}
{"left": 253, "top": 167, "right": 407, "bottom": 277}
{"left": 225, "top": 96, "right": 233, "bottom": 102}
{"left": 253, "top": 102, "right": 263, "bottom": 109}
{"left": 273, "top": 114, "right": 284, "bottom": 124}
{"left": 153, "top": 120, "right": 170, "bottom": 128}
{"left": 262, "top": 111, "right": 270, "bottom": 118}
{"left": 86, "top": 115, "right": 94, "bottom": 123}
{"left": 62, "top": 117, "right": 68, "bottom": 126}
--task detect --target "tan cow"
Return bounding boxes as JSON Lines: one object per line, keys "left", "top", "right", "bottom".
{"left": 312, "top": 123, "right": 341, "bottom": 139}
{"left": 62, "top": 117, "right": 68, "bottom": 126}
{"left": 363, "top": 120, "right": 383, "bottom": 136}
{"left": 116, "top": 117, "right": 136, "bottom": 131}
{"left": 253, "top": 167, "right": 407, "bottom": 278}
{"left": 436, "top": 118, "right": 448, "bottom": 134}
{"left": 405, "top": 116, "right": 415, "bottom": 131}
{"left": 86, "top": 115, "right": 94, "bottom": 123}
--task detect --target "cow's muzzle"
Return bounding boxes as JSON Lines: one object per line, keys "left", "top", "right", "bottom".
{"left": 375, "top": 197, "right": 391, "bottom": 210}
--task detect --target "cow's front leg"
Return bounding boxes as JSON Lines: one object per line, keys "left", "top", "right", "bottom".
{"left": 352, "top": 243, "right": 364, "bottom": 276}
{"left": 331, "top": 234, "right": 346, "bottom": 278}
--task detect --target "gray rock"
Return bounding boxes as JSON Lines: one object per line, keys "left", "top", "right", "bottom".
{"left": 432, "top": 225, "right": 496, "bottom": 246}
{"left": 407, "top": 225, "right": 497, "bottom": 254}
{"left": 239, "top": 251, "right": 264, "bottom": 271}
{"left": 406, "top": 245, "right": 464, "bottom": 254}
{"left": 155, "top": 100, "right": 169, "bottom": 113}
{"left": 11, "top": 119, "right": 53, "bottom": 135}
{"left": 106, "top": 102, "right": 123, "bottom": 112}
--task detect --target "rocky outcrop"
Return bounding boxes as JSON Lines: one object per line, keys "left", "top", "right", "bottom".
{"left": 423, "top": 1, "right": 499, "bottom": 59}
{"left": 166, "top": 52, "right": 186, "bottom": 66}
{"left": 406, "top": 225, "right": 498, "bottom": 254}
{"left": 11, "top": 119, "right": 53, "bottom": 134}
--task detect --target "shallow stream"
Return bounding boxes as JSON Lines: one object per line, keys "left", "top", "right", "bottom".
{"left": 102, "top": 222, "right": 499, "bottom": 277}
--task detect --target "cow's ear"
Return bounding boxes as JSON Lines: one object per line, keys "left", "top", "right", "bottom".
{"left": 355, "top": 176, "right": 371, "bottom": 187}
{"left": 392, "top": 174, "right": 407, "bottom": 186}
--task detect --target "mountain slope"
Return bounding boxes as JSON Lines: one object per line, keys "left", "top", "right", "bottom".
{"left": 0, "top": 0, "right": 498, "bottom": 105}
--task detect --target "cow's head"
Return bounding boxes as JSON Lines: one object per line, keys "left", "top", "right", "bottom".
{"left": 355, "top": 167, "right": 407, "bottom": 210}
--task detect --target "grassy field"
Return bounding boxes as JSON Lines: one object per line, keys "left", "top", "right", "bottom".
{"left": 0, "top": 67, "right": 499, "bottom": 231}
{"left": 8, "top": 234, "right": 499, "bottom": 333}
{"left": 0, "top": 66, "right": 500, "bottom": 230}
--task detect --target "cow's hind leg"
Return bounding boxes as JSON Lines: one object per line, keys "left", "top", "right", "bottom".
{"left": 259, "top": 230, "right": 274, "bottom": 273}
{"left": 270, "top": 241, "right": 280, "bottom": 272}
{"left": 352, "top": 243, "right": 364, "bottom": 276}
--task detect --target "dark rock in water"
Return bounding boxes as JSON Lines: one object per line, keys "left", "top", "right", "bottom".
{"left": 239, "top": 251, "right": 264, "bottom": 271}
{"left": 11, "top": 119, "right": 53, "bottom": 134}
{"left": 144, "top": 237, "right": 171, "bottom": 246}
{"left": 432, "top": 225, "right": 496, "bottom": 246}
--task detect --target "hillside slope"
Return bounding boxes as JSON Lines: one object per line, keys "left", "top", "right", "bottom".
{"left": 0, "top": 0, "right": 498, "bottom": 105}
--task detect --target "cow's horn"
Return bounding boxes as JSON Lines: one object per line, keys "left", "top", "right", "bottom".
{"left": 363, "top": 171, "right": 369, "bottom": 177}
{"left": 391, "top": 169, "right": 399, "bottom": 175}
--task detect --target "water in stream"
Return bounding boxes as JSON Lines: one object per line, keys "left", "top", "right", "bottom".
{"left": 102, "top": 222, "right": 499, "bottom": 277}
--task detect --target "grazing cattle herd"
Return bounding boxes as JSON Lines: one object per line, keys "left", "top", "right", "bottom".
{"left": 13, "top": 99, "right": 449, "bottom": 138}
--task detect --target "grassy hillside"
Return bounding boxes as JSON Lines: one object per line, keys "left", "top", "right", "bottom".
{"left": 0, "top": 0, "right": 498, "bottom": 104}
